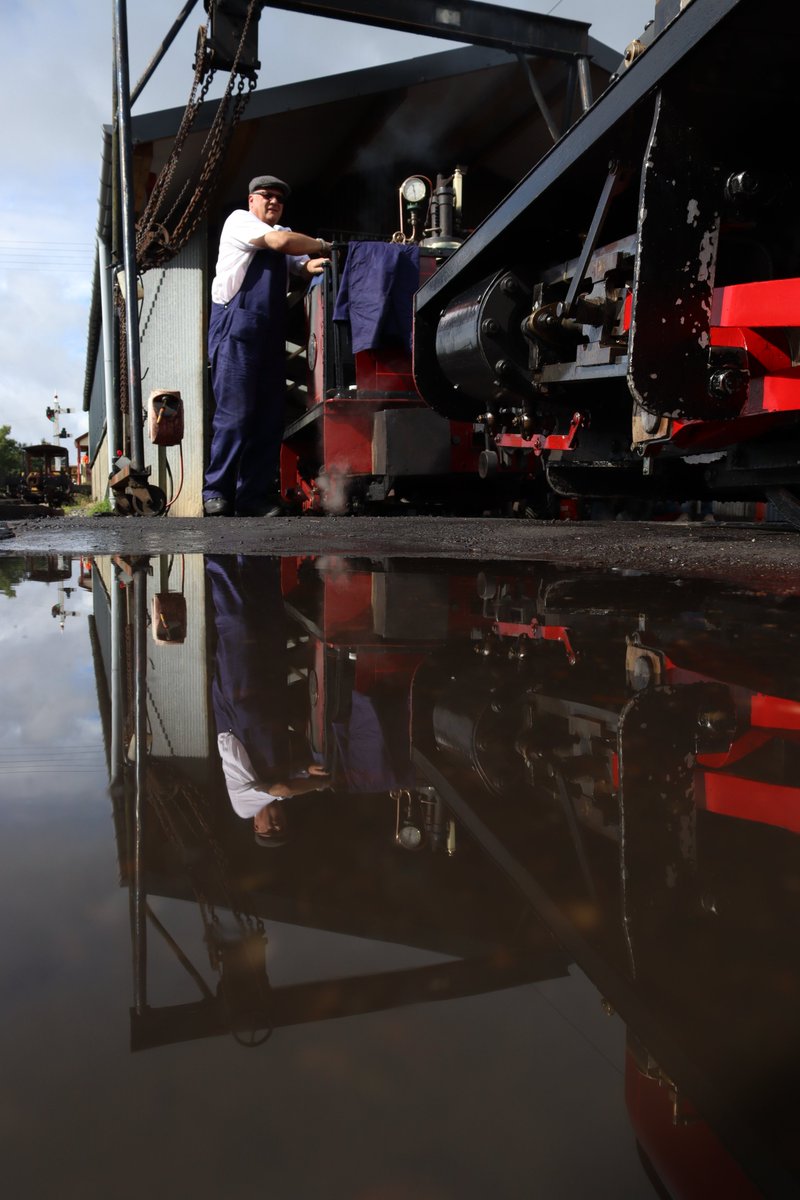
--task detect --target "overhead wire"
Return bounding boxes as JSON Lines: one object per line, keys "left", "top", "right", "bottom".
{"left": 0, "top": 240, "right": 95, "bottom": 273}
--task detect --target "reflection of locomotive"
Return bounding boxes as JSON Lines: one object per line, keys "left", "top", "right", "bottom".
{"left": 282, "top": 556, "right": 800, "bottom": 1194}
{"left": 284, "top": 1, "right": 800, "bottom": 528}
{"left": 408, "top": 569, "right": 800, "bottom": 1195}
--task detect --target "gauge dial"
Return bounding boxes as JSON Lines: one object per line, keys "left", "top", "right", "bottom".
{"left": 401, "top": 177, "right": 427, "bottom": 203}
{"left": 397, "top": 824, "right": 424, "bottom": 850}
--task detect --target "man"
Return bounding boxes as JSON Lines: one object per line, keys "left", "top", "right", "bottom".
{"left": 203, "top": 175, "right": 331, "bottom": 517}
{"left": 208, "top": 555, "right": 331, "bottom": 847}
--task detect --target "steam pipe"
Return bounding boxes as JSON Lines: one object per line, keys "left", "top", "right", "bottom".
{"left": 577, "top": 54, "right": 593, "bottom": 111}
{"left": 515, "top": 52, "right": 560, "bottom": 143}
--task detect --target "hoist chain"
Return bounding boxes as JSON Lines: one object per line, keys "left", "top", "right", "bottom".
{"left": 116, "top": 292, "right": 129, "bottom": 416}
{"left": 136, "top": 0, "right": 261, "bottom": 271}
{"left": 136, "top": 25, "right": 217, "bottom": 263}
{"left": 147, "top": 763, "right": 265, "bottom": 937}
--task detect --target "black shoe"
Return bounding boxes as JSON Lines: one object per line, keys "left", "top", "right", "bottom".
{"left": 203, "top": 496, "right": 232, "bottom": 516}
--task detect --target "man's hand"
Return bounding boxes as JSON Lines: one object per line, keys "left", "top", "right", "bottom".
{"left": 304, "top": 257, "right": 329, "bottom": 277}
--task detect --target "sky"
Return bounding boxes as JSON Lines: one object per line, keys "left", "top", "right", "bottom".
{"left": 0, "top": 1, "right": 655, "bottom": 450}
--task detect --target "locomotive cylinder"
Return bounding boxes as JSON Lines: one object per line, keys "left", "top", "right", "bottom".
{"left": 434, "top": 270, "right": 532, "bottom": 414}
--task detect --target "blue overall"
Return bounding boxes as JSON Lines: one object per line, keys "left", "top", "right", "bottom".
{"left": 208, "top": 555, "right": 414, "bottom": 795}
{"left": 208, "top": 556, "right": 301, "bottom": 782}
{"left": 204, "top": 246, "right": 288, "bottom": 513}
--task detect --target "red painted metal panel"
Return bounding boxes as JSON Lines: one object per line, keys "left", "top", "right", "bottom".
{"left": 323, "top": 406, "right": 374, "bottom": 474}
{"left": 354, "top": 348, "right": 417, "bottom": 395}
{"left": 710, "top": 324, "right": 793, "bottom": 374}
{"left": 449, "top": 419, "right": 481, "bottom": 473}
{"left": 750, "top": 693, "right": 800, "bottom": 730}
{"left": 747, "top": 374, "right": 800, "bottom": 413}
{"left": 321, "top": 569, "right": 373, "bottom": 636}
{"left": 625, "top": 1050, "right": 760, "bottom": 1200}
{"left": 711, "top": 277, "right": 800, "bottom": 328}
{"left": 354, "top": 652, "right": 425, "bottom": 691}
{"left": 695, "top": 771, "right": 800, "bottom": 835}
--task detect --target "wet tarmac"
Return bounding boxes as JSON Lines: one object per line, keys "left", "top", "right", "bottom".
{"left": 2, "top": 511, "right": 800, "bottom": 592}
{"left": 1, "top": 551, "right": 799, "bottom": 1198}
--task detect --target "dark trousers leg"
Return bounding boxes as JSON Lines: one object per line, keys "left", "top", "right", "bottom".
{"left": 204, "top": 342, "right": 285, "bottom": 511}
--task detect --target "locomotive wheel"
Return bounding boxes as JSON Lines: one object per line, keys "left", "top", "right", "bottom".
{"left": 766, "top": 487, "right": 800, "bottom": 531}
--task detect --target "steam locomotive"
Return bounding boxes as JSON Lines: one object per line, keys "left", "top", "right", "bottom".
{"left": 282, "top": 0, "right": 800, "bottom": 528}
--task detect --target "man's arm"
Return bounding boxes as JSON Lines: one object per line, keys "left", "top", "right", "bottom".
{"left": 250, "top": 229, "right": 332, "bottom": 258}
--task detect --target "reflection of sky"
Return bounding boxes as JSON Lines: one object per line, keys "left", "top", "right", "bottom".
{"left": 0, "top": 556, "right": 650, "bottom": 1198}
{"left": 0, "top": 564, "right": 105, "bottom": 808}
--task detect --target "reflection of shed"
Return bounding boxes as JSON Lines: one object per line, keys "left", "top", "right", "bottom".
{"left": 24, "top": 554, "right": 72, "bottom": 584}
{"left": 83, "top": 29, "right": 617, "bottom": 513}
{"left": 85, "top": 550, "right": 568, "bottom": 1051}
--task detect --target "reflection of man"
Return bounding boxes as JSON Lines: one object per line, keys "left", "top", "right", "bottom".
{"left": 218, "top": 729, "right": 330, "bottom": 846}
{"left": 208, "top": 556, "right": 330, "bottom": 845}
{"left": 203, "top": 175, "right": 332, "bottom": 518}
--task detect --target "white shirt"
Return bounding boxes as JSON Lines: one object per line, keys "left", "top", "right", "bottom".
{"left": 210, "top": 209, "right": 309, "bottom": 305}
{"left": 217, "top": 731, "right": 281, "bottom": 817}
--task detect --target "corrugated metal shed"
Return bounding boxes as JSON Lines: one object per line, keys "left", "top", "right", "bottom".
{"left": 137, "top": 234, "right": 207, "bottom": 516}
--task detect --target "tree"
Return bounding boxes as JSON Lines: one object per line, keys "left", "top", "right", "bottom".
{"left": 0, "top": 559, "right": 25, "bottom": 599}
{"left": 0, "top": 425, "right": 23, "bottom": 483}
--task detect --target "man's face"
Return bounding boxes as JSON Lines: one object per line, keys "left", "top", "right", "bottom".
{"left": 249, "top": 189, "right": 285, "bottom": 225}
{"left": 254, "top": 800, "right": 287, "bottom": 840}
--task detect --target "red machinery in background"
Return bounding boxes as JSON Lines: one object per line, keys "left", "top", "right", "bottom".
{"left": 280, "top": 172, "right": 543, "bottom": 516}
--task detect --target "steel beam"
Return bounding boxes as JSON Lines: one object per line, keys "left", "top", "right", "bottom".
{"left": 113, "top": 0, "right": 145, "bottom": 470}
{"left": 263, "top": 0, "right": 589, "bottom": 58}
{"left": 415, "top": 0, "right": 744, "bottom": 319}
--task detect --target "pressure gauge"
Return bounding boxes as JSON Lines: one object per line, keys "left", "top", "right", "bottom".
{"left": 401, "top": 177, "right": 427, "bottom": 203}
{"left": 397, "top": 823, "right": 424, "bottom": 850}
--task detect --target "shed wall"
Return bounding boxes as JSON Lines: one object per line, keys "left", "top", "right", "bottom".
{"left": 138, "top": 229, "right": 207, "bottom": 517}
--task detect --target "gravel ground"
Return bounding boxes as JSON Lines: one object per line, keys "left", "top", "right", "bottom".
{"left": 2, "top": 513, "right": 799, "bottom": 592}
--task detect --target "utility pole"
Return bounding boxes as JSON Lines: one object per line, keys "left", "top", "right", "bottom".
{"left": 109, "top": 0, "right": 166, "bottom": 516}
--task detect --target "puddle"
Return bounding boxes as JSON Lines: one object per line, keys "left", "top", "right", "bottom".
{"left": 1, "top": 552, "right": 799, "bottom": 1198}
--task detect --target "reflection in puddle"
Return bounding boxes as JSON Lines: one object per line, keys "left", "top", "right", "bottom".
{"left": 1, "top": 551, "right": 799, "bottom": 1197}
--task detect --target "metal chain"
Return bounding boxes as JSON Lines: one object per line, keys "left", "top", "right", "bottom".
{"left": 148, "top": 765, "right": 264, "bottom": 935}
{"left": 136, "top": 0, "right": 261, "bottom": 271}
{"left": 169, "top": 75, "right": 255, "bottom": 252}
{"left": 146, "top": 677, "right": 177, "bottom": 758}
{"left": 116, "top": 292, "right": 129, "bottom": 416}
{"left": 135, "top": 21, "right": 215, "bottom": 264}
{"left": 143, "top": 679, "right": 266, "bottom": 939}
{"left": 139, "top": 268, "right": 168, "bottom": 341}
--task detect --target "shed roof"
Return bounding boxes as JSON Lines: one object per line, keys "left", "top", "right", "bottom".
{"left": 133, "top": 39, "right": 619, "bottom": 236}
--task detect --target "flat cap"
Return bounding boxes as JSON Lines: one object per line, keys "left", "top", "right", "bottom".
{"left": 248, "top": 175, "right": 291, "bottom": 199}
